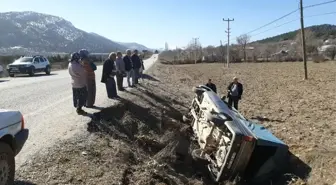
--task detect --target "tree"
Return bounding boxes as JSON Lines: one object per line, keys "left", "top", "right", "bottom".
{"left": 236, "top": 34, "right": 251, "bottom": 62}
{"left": 325, "top": 46, "right": 336, "bottom": 60}
{"left": 186, "top": 38, "right": 202, "bottom": 63}
{"left": 295, "top": 29, "right": 319, "bottom": 56}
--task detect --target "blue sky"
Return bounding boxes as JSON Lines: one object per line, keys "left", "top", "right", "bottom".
{"left": 0, "top": 0, "right": 335, "bottom": 49}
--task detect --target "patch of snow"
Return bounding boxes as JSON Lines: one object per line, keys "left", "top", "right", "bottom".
{"left": 10, "top": 46, "right": 23, "bottom": 49}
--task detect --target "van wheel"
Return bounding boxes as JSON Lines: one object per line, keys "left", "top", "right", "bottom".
{"left": 0, "top": 142, "right": 15, "bottom": 185}
{"left": 9, "top": 74, "right": 14, "bottom": 77}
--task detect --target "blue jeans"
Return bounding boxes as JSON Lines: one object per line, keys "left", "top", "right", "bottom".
{"left": 105, "top": 77, "right": 117, "bottom": 98}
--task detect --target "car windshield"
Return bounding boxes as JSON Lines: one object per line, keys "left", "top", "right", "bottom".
{"left": 13, "top": 57, "right": 33, "bottom": 64}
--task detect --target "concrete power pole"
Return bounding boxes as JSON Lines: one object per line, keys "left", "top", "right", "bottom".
{"left": 192, "top": 37, "right": 199, "bottom": 64}
{"left": 300, "top": 0, "right": 308, "bottom": 80}
{"left": 223, "top": 18, "right": 234, "bottom": 68}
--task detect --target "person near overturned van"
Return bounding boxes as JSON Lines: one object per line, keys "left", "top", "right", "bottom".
{"left": 115, "top": 51, "right": 126, "bottom": 91}
{"left": 68, "top": 52, "right": 87, "bottom": 115}
{"left": 79, "top": 49, "right": 97, "bottom": 108}
{"left": 123, "top": 49, "right": 134, "bottom": 87}
{"left": 131, "top": 49, "right": 142, "bottom": 84}
{"left": 205, "top": 79, "right": 217, "bottom": 93}
{"left": 101, "top": 52, "right": 118, "bottom": 99}
{"left": 227, "top": 77, "right": 243, "bottom": 110}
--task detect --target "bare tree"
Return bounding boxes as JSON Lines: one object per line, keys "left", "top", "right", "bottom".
{"left": 295, "top": 29, "right": 319, "bottom": 57}
{"left": 236, "top": 34, "right": 251, "bottom": 62}
{"left": 186, "top": 38, "right": 202, "bottom": 63}
{"left": 325, "top": 46, "right": 336, "bottom": 60}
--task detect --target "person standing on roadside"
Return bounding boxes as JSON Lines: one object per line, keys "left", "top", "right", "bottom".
{"left": 139, "top": 54, "right": 145, "bottom": 80}
{"left": 79, "top": 49, "right": 97, "bottom": 108}
{"left": 131, "top": 49, "right": 142, "bottom": 85}
{"left": 115, "top": 51, "right": 126, "bottom": 91}
{"left": 101, "top": 52, "right": 118, "bottom": 99}
{"left": 227, "top": 77, "right": 243, "bottom": 110}
{"left": 205, "top": 79, "right": 217, "bottom": 93}
{"left": 123, "top": 49, "right": 134, "bottom": 87}
{"left": 68, "top": 52, "right": 87, "bottom": 115}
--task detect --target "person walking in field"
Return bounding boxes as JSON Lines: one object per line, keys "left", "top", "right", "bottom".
{"left": 227, "top": 77, "right": 243, "bottom": 110}
{"left": 68, "top": 52, "right": 87, "bottom": 115}
{"left": 79, "top": 49, "right": 97, "bottom": 108}
{"left": 123, "top": 49, "right": 134, "bottom": 87}
{"left": 101, "top": 52, "right": 118, "bottom": 99}
{"left": 131, "top": 49, "right": 142, "bottom": 84}
{"left": 115, "top": 51, "right": 126, "bottom": 91}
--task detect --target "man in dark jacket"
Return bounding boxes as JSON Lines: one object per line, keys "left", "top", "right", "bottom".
{"left": 131, "top": 49, "right": 142, "bottom": 84}
{"left": 227, "top": 77, "right": 243, "bottom": 110}
{"left": 101, "top": 52, "right": 118, "bottom": 99}
{"left": 205, "top": 79, "right": 217, "bottom": 93}
{"left": 123, "top": 49, "right": 134, "bottom": 87}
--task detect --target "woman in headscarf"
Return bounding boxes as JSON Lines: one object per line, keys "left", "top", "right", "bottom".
{"left": 68, "top": 52, "right": 87, "bottom": 115}
{"left": 79, "top": 49, "right": 97, "bottom": 108}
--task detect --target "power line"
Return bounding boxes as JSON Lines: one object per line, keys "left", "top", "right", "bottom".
{"left": 235, "top": 0, "right": 336, "bottom": 39}
{"left": 304, "top": 0, "right": 336, "bottom": 9}
{"left": 251, "top": 11, "right": 336, "bottom": 37}
{"left": 244, "top": 9, "right": 299, "bottom": 35}
{"left": 222, "top": 11, "right": 336, "bottom": 45}
{"left": 217, "top": 1, "right": 336, "bottom": 46}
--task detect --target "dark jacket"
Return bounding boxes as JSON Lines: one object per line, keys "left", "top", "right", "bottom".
{"left": 205, "top": 82, "right": 217, "bottom": 93}
{"left": 131, "top": 54, "right": 141, "bottom": 69}
{"left": 227, "top": 82, "right": 243, "bottom": 99}
{"left": 123, "top": 56, "right": 132, "bottom": 71}
{"left": 101, "top": 59, "right": 116, "bottom": 83}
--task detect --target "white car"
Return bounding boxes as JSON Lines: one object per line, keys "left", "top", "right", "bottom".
{"left": 7, "top": 56, "right": 51, "bottom": 77}
{"left": 0, "top": 109, "right": 29, "bottom": 184}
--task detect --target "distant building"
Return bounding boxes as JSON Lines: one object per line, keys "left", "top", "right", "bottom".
{"left": 165, "top": 42, "right": 169, "bottom": 51}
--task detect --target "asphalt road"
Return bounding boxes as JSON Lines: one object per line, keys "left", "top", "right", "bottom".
{"left": 0, "top": 54, "right": 158, "bottom": 168}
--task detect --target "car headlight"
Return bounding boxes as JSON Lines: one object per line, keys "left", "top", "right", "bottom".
{"left": 25, "top": 64, "right": 31, "bottom": 67}
{"left": 6, "top": 65, "right": 10, "bottom": 69}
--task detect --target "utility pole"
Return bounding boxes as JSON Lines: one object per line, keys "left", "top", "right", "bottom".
{"left": 192, "top": 37, "right": 199, "bottom": 64}
{"left": 223, "top": 18, "right": 234, "bottom": 68}
{"left": 300, "top": 0, "right": 308, "bottom": 80}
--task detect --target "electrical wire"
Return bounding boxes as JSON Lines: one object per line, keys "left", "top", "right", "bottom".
{"left": 251, "top": 11, "right": 336, "bottom": 38}
{"left": 303, "top": 0, "right": 336, "bottom": 9}
{"left": 244, "top": 9, "right": 299, "bottom": 35}
{"left": 221, "top": 11, "right": 336, "bottom": 45}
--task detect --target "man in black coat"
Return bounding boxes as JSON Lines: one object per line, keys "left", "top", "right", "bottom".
{"left": 205, "top": 79, "right": 217, "bottom": 93}
{"left": 227, "top": 77, "right": 243, "bottom": 110}
{"left": 131, "top": 49, "right": 142, "bottom": 84}
{"left": 101, "top": 52, "right": 118, "bottom": 99}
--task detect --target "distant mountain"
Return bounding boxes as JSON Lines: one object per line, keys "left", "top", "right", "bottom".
{"left": 255, "top": 24, "right": 336, "bottom": 44}
{"left": 116, "top": 42, "right": 151, "bottom": 51}
{"left": 0, "top": 11, "right": 128, "bottom": 55}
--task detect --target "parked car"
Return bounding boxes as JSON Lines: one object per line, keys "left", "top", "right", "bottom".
{"left": 0, "top": 109, "right": 29, "bottom": 184}
{"left": 7, "top": 56, "right": 51, "bottom": 77}
{"left": 183, "top": 85, "right": 289, "bottom": 184}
